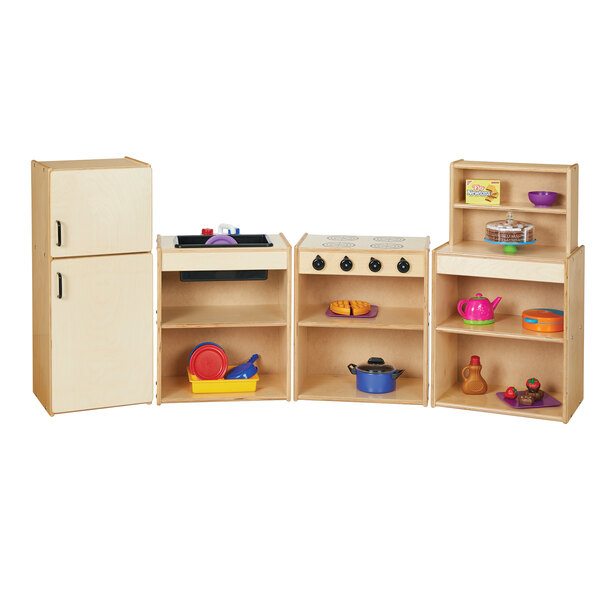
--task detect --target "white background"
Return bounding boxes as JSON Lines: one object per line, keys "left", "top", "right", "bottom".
{"left": 1, "top": 1, "right": 598, "bottom": 598}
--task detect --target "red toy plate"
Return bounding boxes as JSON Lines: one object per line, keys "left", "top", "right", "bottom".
{"left": 189, "top": 343, "right": 228, "bottom": 380}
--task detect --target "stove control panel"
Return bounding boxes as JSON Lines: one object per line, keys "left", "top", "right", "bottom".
{"left": 301, "top": 252, "right": 422, "bottom": 277}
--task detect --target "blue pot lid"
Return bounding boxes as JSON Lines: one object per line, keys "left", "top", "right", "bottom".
{"left": 356, "top": 357, "right": 395, "bottom": 373}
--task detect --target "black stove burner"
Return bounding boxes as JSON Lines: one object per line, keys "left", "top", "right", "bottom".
{"left": 175, "top": 234, "right": 273, "bottom": 248}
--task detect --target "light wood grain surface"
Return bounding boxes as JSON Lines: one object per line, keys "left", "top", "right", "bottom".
{"left": 449, "top": 160, "right": 578, "bottom": 256}
{"left": 297, "top": 375, "right": 424, "bottom": 404}
{"left": 436, "top": 250, "right": 565, "bottom": 283}
{"left": 50, "top": 166, "right": 152, "bottom": 258}
{"left": 31, "top": 161, "right": 52, "bottom": 413}
{"left": 35, "top": 157, "right": 150, "bottom": 170}
{"left": 435, "top": 383, "right": 563, "bottom": 422}
{"left": 50, "top": 253, "right": 153, "bottom": 413}
{"left": 564, "top": 246, "right": 585, "bottom": 422}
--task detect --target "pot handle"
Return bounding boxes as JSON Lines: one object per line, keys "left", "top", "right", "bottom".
{"left": 347, "top": 363, "right": 357, "bottom": 375}
{"left": 391, "top": 369, "right": 405, "bottom": 380}
{"left": 457, "top": 299, "right": 467, "bottom": 318}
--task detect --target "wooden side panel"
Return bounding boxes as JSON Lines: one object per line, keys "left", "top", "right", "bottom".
{"left": 50, "top": 253, "right": 153, "bottom": 413}
{"left": 431, "top": 248, "right": 459, "bottom": 406}
{"left": 32, "top": 161, "right": 52, "bottom": 414}
{"left": 564, "top": 246, "right": 585, "bottom": 422}
{"left": 293, "top": 236, "right": 305, "bottom": 400}
{"left": 283, "top": 236, "right": 292, "bottom": 401}
{"left": 449, "top": 161, "right": 463, "bottom": 245}
{"left": 157, "top": 243, "right": 163, "bottom": 405}
{"left": 50, "top": 167, "right": 152, "bottom": 258}
{"left": 422, "top": 244, "right": 430, "bottom": 405}
{"left": 566, "top": 164, "right": 579, "bottom": 253}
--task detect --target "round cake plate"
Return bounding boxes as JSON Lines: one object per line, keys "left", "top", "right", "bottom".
{"left": 484, "top": 237, "right": 536, "bottom": 255}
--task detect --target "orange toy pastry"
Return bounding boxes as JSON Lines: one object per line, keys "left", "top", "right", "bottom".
{"left": 329, "top": 300, "right": 371, "bottom": 316}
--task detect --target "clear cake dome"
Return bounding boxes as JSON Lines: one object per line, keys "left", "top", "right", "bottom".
{"left": 485, "top": 211, "right": 534, "bottom": 242}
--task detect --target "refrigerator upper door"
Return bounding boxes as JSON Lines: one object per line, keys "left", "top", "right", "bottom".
{"left": 50, "top": 166, "right": 152, "bottom": 257}
{"left": 50, "top": 253, "right": 153, "bottom": 413}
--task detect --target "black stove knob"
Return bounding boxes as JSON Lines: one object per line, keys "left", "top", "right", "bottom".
{"left": 340, "top": 256, "right": 353, "bottom": 272}
{"left": 312, "top": 255, "right": 325, "bottom": 271}
{"left": 397, "top": 257, "right": 410, "bottom": 273}
{"left": 369, "top": 257, "right": 382, "bottom": 272}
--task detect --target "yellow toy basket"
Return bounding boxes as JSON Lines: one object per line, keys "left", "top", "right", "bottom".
{"left": 187, "top": 367, "right": 259, "bottom": 394}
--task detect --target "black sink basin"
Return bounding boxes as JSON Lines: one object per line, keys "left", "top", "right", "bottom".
{"left": 175, "top": 234, "right": 273, "bottom": 248}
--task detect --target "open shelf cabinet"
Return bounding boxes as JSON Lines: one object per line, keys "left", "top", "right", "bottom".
{"left": 449, "top": 160, "right": 578, "bottom": 257}
{"left": 294, "top": 234, "right": 429, "bottom": 404}
{"left": 433, "top": 160, "right": 585, "bottom": 422}
{"left": 157, "top": 234, "right": 292, "bottom": 403}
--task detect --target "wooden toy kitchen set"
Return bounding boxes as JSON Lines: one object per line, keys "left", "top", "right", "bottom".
{"left": 31, "top": 158, "right": 585, "bottom": 421}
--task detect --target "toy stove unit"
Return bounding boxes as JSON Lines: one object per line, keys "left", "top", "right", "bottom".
{"left": 298, "top": 234, "right": 428, "bottom": 277}
{"left": 294, "top": 233, "right": 430, "bottom": 405}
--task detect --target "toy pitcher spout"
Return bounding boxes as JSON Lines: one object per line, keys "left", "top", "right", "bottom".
{"left": 492, "top": 297, "right": 502, "bottom": 310}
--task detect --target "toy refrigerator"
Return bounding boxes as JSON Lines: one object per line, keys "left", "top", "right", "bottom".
{"left": 32, "top": 158, "right": 153, "bottom": 415}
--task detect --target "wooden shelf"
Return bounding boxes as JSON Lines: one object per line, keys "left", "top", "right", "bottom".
{"left": 440, "top": 240, "right": 567, "bottom": 262}
{"left": 160, "top": 373, "right": 288, "bottom": 402}
{"left": 298, "top": 305, "right": 423, "bottom": 330}
{"left": 453, "top": 160, "right": 575, "bottom": 173}
{"left": 161, "top": 304, "right": 287, "bottom": 328}
{"left": 435, "top": 383, "right": 564, "bottom": 422}
{"left": 436, "top": 314, "right": 564, "bottom": 343}
{"left": 297, "top": 375, "right": 424, "bottom": 404}
{"left": 453, "top": 202, "right": 567, "bottom": 215}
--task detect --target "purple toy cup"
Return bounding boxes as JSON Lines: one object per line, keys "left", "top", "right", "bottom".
{"left": 528, "top": 191, "right": 558, "bottom": 207}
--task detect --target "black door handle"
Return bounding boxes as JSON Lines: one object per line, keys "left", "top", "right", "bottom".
{"left": 56, "top": 220, "right": 62, "bottom": 247}
{"left": 57, "top": 273, "right": 63, "bottom": 299}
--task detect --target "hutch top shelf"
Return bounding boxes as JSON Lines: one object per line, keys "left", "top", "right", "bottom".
{"left": 449, "top": 160, "right": 578, "bottom": 256}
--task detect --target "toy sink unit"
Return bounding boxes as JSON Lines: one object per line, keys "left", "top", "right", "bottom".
{"left": 176, "top": 233, "right": 274, "bottom": 282}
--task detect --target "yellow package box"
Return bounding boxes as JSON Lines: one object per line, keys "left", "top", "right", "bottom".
{"left": 465, "top": 179, "right": 501, "bottom": 205}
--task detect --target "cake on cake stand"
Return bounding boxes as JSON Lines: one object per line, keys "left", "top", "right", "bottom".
{"left": 484, "top": 211, "right": 536, "bottom": 254}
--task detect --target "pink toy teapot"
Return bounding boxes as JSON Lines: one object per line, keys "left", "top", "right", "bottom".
{"left": 457, "top": 293, "right": 502, "bottom": 325}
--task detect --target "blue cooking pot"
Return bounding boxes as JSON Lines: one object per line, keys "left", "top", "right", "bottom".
{"left": 347, "top": 357, "right": 405, "bottom": 394}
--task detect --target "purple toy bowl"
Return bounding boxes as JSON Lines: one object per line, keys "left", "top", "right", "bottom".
{"left": 528, "top": 191, "right": 558, "bottom": 207}
{"left": 205, "top": 234, "right": 238, "bottom": 245}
